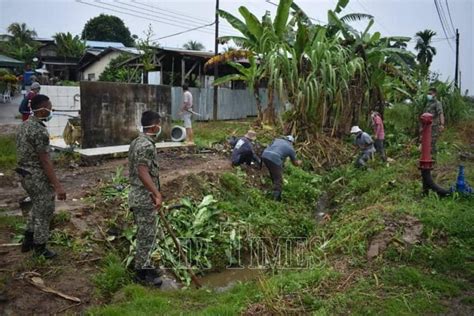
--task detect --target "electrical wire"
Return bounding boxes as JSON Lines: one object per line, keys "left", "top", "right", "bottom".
{"left": 95, "top": 0, "right": 215, "bottom": 35}
{"left": 152, "top": 23, "right": 215, "bottom": 41}
{"left": 264, "top": 0, "right": 327, "bottom": 24}
{"left": 434, "top": 0, "right": 455, "bottom": 51}
{"left": 437, "top": 0, "right": 454, "bottom": 36}
{"left": 128, "top": 0, "right": 237, "bottom": 34}
{"left": 355, "top": 0, "right": 392, "bottom": 35}
{"left": 75, "top": 0, "right": 216, "bottom": 36}
{"left": 409, "top": 36, "right": 454, "bottom": 43}
{"left": 445, "top": 0, "right": 456, "bottom": 34}
{"left": 133, "top": 0, "right": 214, "bottom": 24}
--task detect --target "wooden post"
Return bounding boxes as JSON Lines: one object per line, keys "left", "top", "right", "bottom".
{"left": 213, "top": 0, "right": 219, "bottom": 120}
{"left": 454, "top": 29, "right": 460, "bottom": 89}
{"left": 181, "top": 58, "right": 185, "bottom": 86}
{"left": 198, "top": 63, "right": 202, "bottom": 87}
{"left": 160, "top": 62, "right": 164, "bottom": 85}
{"left": 171, "top": 56, "right": 175, "bottom": 86}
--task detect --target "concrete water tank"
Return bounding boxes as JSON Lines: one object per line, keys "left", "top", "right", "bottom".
{"left": 171, "top": 126, "right": 186, "bottom": 142}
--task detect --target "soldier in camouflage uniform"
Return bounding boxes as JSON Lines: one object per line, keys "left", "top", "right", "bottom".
{"left": 424, "top": 87, "right": 445, "bottom": 157}
{"left": 128, "top": 110, "right": 164, "bottom": 287}
{"left": 16, "top": 94, "right": 66, "bottom": 259}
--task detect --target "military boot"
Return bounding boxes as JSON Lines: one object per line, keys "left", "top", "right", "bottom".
{"left": 21, "top": 231, "right": 34, "bottom": 253}
{"left": 33, "top": 244, "right": 57, "bottom": 259}
{"left": 135, "top": 269, "right": 163, "bottom": 287}
{"left": 153, "top": 267, "right": 164, "bottom": 277}
{"left": 272, "top": 191, "right": 282, "bottom": 201}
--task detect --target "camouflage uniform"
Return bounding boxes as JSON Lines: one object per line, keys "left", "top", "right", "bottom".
{"left": 424, "top": 99, "right": 444, "bottom": 156}
{"left": 128, "top": 134, "right": 162, "bottom": 270}
{"left": 16, "top": 116, "right": 55, "bottom": 244}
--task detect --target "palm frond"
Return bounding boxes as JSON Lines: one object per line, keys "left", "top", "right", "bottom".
{"left": 340, "top": 13, "right": 374, "bottom": 23}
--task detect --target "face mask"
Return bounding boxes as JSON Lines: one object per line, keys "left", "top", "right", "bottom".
{"left": 32, "top": 108, "right": 53, "bottom": 122}
{"left": 427, "top": 95, "right": 433, "bottom": 101}
{"left": 143, "top": 125, "right": 162, "bottom": 138}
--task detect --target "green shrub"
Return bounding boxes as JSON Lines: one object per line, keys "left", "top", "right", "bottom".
{"left": 0, "top": 136, "right": 16, "bottom": 170}
{"left": 93, "top": 253, "right": 132, "bottom": 297}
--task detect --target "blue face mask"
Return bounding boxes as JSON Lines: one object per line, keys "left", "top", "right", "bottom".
{"left": 427, "top": 95, "right": 434, "bottom": 101}
{"left": 44, "top": 109, "right": 53, "bottom": 122}
{"left": 143, "top": 125, "right": 162, "bottom": 138}
{"left": 33, "top": 108, "right": 53, "bottom": 122}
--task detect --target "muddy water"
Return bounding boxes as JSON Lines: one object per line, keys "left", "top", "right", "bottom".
{"left": 199, "top": 268, "right": 264, "bottom": 291}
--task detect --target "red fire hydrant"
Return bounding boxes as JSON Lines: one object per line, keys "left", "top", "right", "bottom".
{"left": 419, "top": 113, "right": 434, "bottom": 170}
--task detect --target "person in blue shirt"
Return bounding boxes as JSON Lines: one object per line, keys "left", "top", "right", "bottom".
{"left": 230, "top": 130, "right": 261, "bottom": 167}
{"left": 350, "top": 126, "right": 375, "bottom": 168}
{"left": 262, "top": 135, "right": 302, "bottom": 201}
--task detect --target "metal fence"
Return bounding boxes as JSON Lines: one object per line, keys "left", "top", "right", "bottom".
{"left": 171, "top": 87, "right": 283, "bottom": 121}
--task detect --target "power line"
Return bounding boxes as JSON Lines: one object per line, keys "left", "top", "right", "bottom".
{"left": 95, "top": 0, "right": 215, "bottom": 35}
{"left": 409, "top": 36, "right": 454, "bottom": 43}
{"left": 265, "top": 0, "right": 327, "bottom": 24}
{"left": 152, "top": 23, "right": 215, "bottom": 40}
{"left": 118, "top": 0, "right": 213, "bottom": 27}
{"left": 437, "top": 0, "right": 454, "bottom": 36}
{"left": 133, "top": 0, "right": 212, "bottom": 24}
{"left": 355, "top": 0, "right": 392, "bottom": 35}
{"left": 445, "top": 0, "right": 456, "bottom": 34}
{"left": 76, "top": 0, "right": 216, "bottom": 38}
{"left": 129, "top": 0, "right": 236, "bottom": 33}
{"left": 434, "top": 0, "right": 455, "bottom": 51}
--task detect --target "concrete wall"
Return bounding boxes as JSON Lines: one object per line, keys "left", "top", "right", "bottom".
{"left": 80, "top": 81, "right": 171, "bottom": 148}
{"left": 82, "top": 51, "right": 121, "bottom": 81}
{"left": 171, "top": 87, "right": 283, "bottom": 120}
{"left": 41, "top": 85, "right": 80, "bottom": 138}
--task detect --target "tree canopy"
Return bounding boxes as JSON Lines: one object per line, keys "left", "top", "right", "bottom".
{"left": 81, "top": 14, "right": 134, "bottom": 46}
{"left": 183, "top": 40, "right": 205, "bottom": 51}
{"left": 0, "top": 22, "right": 38, "bottom": 64}
{"left": 54, "top": 32, "right": 86, "bottom": 58}
{"left": 7, "top": 22, "right": 37, "bottom": 43}
{"left": 414, "top": 29, "right": 437, "bottom": 72}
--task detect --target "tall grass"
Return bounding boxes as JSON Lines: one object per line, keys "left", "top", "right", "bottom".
{"left": 0, "top": 136, "right": 16, "bottom": 170}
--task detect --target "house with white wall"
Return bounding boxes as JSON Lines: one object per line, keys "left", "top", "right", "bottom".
{"left": 78, "top": 46, "right": 141, "bottom": 81}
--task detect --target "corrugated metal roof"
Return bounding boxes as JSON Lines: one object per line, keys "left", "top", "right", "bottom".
{"left": 85, "top": 40, "right": 125, "bottom": 49}
{"left": 0, "top": 53, "right": 24, "bottom": 66}
{"left": 115, "top": 47, "right": 142, "bottom": 55}
{"left": 161, "top": 47, "right": 214, "bottom": 58}
{"left": 86, "top": 49, "right": 103, "bottom": 56}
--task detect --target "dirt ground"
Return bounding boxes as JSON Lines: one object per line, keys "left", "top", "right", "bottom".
{"left": 0, "top": 148, "right": 233, "bottom": 315}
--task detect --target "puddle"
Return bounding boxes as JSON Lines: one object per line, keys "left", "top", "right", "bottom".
{"left": 199, "top": 267, "right": 264, "bottom": 292}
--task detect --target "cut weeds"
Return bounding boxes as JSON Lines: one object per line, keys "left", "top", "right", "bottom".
{"left": 88, "top": 119, "right": 474, "bottom": 315}
{"left": 1, "top": 119, "right": 472, "bottom": 315}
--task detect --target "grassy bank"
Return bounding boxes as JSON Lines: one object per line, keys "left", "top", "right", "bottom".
{"left": 88, "top": 118, "right": 474, "bottom": 315}
{"left": 0, "top": 135, "right": 16, "bottom": 171}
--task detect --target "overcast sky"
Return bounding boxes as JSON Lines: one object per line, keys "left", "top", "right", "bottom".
{"left": 1, "top": 0, "right": 472, "bottom": 94}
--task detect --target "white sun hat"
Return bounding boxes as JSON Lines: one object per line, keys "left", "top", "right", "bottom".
{"left": 350, "top": 126, "right": 362, "bottom": 134}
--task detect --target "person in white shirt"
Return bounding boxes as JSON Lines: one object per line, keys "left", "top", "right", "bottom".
{"left": 179, "top": 84, "right": 194, "bottom": 144}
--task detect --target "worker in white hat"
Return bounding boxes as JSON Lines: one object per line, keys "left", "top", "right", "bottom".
{"left": 230, "top": 130, "right": 261, "bottom": 167}
{"left": 350, "top": 126, "right": 375, "bottom": 168}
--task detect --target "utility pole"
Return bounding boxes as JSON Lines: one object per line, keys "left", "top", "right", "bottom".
{"left": 454, "top": 28, "right": 459, "bottom": 89}
{"left": 213, "top": 0, "right": 219, "bottom": 121}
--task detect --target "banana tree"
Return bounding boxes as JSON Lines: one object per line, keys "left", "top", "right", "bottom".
{"left": 326, "top": 6, "right": 416, "bottom": 123}
{"left": 210, "top": 0, "right": 294, "bottom": 126}
{"left": 213, "top": 55, "right": 265, "bottom": 124}
{"left": 269, "top": 26, "right": 364, "bottom": 138}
